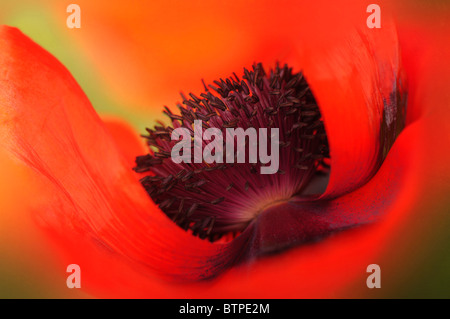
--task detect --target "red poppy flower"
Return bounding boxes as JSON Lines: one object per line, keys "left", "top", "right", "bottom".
{"left": 1, "top": 0, "right": 450, "bottom": 298}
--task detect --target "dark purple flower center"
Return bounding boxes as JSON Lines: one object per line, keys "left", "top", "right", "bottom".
{"left": 134, "top": 63, "right": 330, "bottom": 242}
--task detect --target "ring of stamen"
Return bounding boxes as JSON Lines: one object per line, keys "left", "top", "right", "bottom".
{"left": 134, "top": 63, "right": 330, "bottom": 242}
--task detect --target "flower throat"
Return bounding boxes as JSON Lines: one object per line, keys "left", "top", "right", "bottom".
{"left": 134, "top": 63, "right": 330, "bottom": 242}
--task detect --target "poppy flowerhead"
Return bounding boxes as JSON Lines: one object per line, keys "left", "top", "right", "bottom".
{"left": 128, "top": 8, "right": 407, "bottom": 266}
{"left": 1, "top": 0, "right": 449, "bottom": 298}
{"left": 134, "top": 54, "right": 406, "bottom": 260}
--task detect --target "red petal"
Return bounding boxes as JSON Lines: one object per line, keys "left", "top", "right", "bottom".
{"left": 0, "top": 26, "right": 241, "bottom": 293}
{"left": 101, "top": 116, "right": 147, "bottom": 169}
{"left": 297, "top": 19, "right": 407, "bottom": 198}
